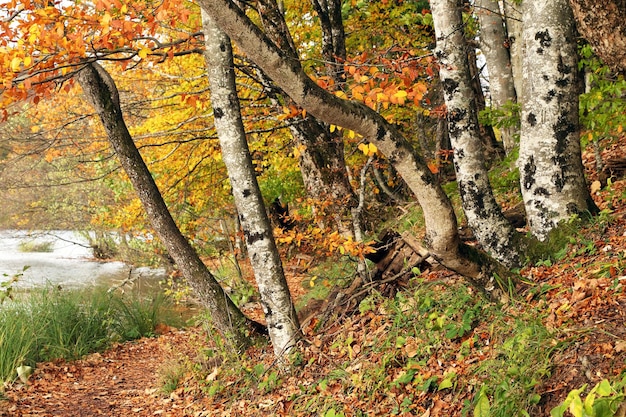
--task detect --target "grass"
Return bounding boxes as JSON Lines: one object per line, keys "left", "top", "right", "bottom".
{"left": 0, "top": 285, "right": 184, "bottom": 386}
{"left": 17, "top": 240, "right": 54, "bottom": 253}
{"left": 158, "top": 358, "right": 187, "bottom": 395}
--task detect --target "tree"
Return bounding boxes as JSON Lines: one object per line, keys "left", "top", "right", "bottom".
{"left": 76, "top": 62, "right": 258, "bottom": 350}
{"left": 518, "top": 0, "right": 597, "bottom": 240}
{"left": 568, "top": 0, "right": 626, "bottom": 73}
{"left": 198, "top": 0, "right": 515, "bottom": 297}
{"left": 502, "top": 1, "right": 523, "bottom": 99}
{"left": 430, "top": 0, "right": 521, "bottom": 267}
{"left": 476, "top": 0, "right": 519, "bottom": 153}
{"left": 201, "top": 10, "right": 301, "bottom": 359}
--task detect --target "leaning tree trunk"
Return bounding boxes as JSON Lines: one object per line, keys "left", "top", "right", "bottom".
{"left": 477, "top": 0, "right": 519, "bottom": 153}
{"left": 568, "top": 0, "right": 626, "bottom": 73}
{"left": 76, "top": 63, "right": 253, "bottom": 351}
{"left": 430, "top": 0, "right": 521, "bottom": 267}
{"left": 198, "top": 0, "right": 517, "bottom": 298}
{"left": 201, "top": 10, "right": 301, "bottom": 360}
{"left": 518, "top": 0, "right": 596, "bottom": 241}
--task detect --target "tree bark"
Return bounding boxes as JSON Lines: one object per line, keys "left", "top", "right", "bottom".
{"left": 568, "top": 0, "right": 626, "bottom": 73}
{"left": 518, "top": 0, "right": 596, "bottom": 241}
{"left": 311, "top": 0, "right": 346, "bottom": 83}
{"left": 201, "top": 10, "right": 301, "bottom": 359}
{"left": 198, "top": 0, "right": 512, "bottom": 295}
{"left": 477, "top": 0, "right": 519, "bottom": 153}
{"left": 503, "top": 1, "right": 523, "bottom": 99}
{"left": 430, "top": 0, "right": 521, "bottom": 267}
{"left": 76, "top": 62, "right": 254, "bottom": 351}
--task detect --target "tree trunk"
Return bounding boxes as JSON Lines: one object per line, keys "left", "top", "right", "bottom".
{"left": 201, "top": 11, "right": 301, "bottom": 359}
{"left": 255, "top": 0, "right": 357, "bottom": 236}
{"left": 430, "top": 0, "right": 521, "bottom": 267}
{"left": 76, "top": 63, "right": 254, "bottom": 351}
{"left": 568, "top": 0, "right": 626, "bottom": 73}
{"left": 311, "top": 0, "right": 346, "bottom": 83}
{"left": 503, "top": 1, "right": 523, "bottom": 100}
{"left": 518, "top": 0, "right": 596, "bottom": 241}
{"left": 477, "top": 0, "right": 519, "bottom": 153}
{"left": 198, "top": 0, "right": 514, "bottom": 297}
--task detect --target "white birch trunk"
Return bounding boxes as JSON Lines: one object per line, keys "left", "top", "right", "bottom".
{"left": 201, "top": 11, "right": 301, "bottom": 360}
{"left": 518, "top": 0, "right": 592, "bottom": 240}
{"left": 477, "top": 0, "right": 519, "bottom": 153}
{"left": 503, "top": 1, "right": 523, "bottom": 100}
{"left": 431, "top": 0, "right": 520, "bottom": 267}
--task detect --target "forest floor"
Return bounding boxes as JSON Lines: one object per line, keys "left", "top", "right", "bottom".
{"left": 1, "top": 142, "right": 626, "bottom": 417}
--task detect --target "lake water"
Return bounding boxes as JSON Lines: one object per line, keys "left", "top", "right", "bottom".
{"left": 0, "top": 230, "right": 167, "bottom": 291}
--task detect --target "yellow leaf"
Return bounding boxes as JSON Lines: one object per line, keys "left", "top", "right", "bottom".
{"left": 335, "top": 90, "right": 347, "bottom": 99}
{"left": 120, "top": 3, "right": 128, "bottom": 13}
{"left": 293, "top": 144, "right": 306, "bottom": 159}
{"left": 618, "top": 125, "right": 623, "bottom": 134}
{"left": 10, "top": 57, "right": 22, "bottom": 72}
{"left": 138, "top": 47, "right": 150, "bottom": 59}
{"left": 330, "top": 124, "right": 336, "bottom": 133}
{"left": 100, "top": 12, "right": 112, "bottom": 27}
{"left": 23, "top": 56, "right": 32, "bottom": 67}
{"left": 347, "top": 130, "right": 355, "bottom": 139}
{"left": 358, "top": 142, "right": 377, "bottom": 156}
{"left": 393, "top": 90, "right": 408, "bottom": 98}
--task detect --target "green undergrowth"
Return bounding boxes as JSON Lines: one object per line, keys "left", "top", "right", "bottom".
{"left": 523, "top": 209, "right": 614, "bottom": 268}
{"left": 186, "top": 277, "right": 564, "bottom": 416}
{"left": 0, "top": 285, "right": 184, "bottom": 387}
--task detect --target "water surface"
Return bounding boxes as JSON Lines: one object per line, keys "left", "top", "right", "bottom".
{"left": 0, "top": 230, "right": 166, "bottom": 291}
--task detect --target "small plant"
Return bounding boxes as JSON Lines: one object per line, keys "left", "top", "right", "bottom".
{"left": 159, "top": 359, "right": 186, "bottom": 395}
{"left": 1, "top": 266, "right": 28, "bottom": 304}
{"left": 550, "top": 376, "right": 626, "bottom": 417}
